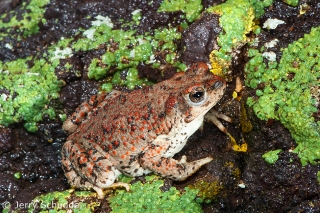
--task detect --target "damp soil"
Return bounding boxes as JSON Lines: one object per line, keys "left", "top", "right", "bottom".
{"left": 0, "top": 0, "right": 320, "bottom": 212}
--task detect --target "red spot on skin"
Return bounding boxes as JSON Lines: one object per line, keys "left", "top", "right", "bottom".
{"left": 131, "top": 125, "right": 137, "bottom": 131}
{"left": 92, "top": 156, "right": 97, "bottom": 161}
{"left": 125, "top": 151, "right": 130, "bottom": 155}
{"left": 139, "top": 127, "right": 144, "bottom": 131}
{"left": 121, "top": 155, "right": 125, "bottom": 159}
{"left": 131, "top": 147, "right": 136, "bottom": 151}
{"left": 79, "top": 157, "right": 87, "bottom": 164}
{"left": 108, "top": 144, "right": 113, "bottom": 150}
{"left": 123, "top": 142, "right": 128, "bottom": 146}
{"left": 112, "top": 150, "right": 117, "bottom": 155}
{"left": 113, "top": 141, "right": 119, "bottom": 146}
{"left": 143, "top": 114, "right": 149, "bottom": 119}
{"left": 165, "top": 95, "right": 176, "bottom": 113}
{"left": 88, "top": 150, "right": 93, "bottom": 155}
{"left": 105, "top": 126, "right": 112, "bottom": 132}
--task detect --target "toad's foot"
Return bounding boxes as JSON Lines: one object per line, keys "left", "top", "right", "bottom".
{"left": 205, "top": 110, "right": 232, "bottom": 133}
{"left": 93, "top": 182, "right": 130, "bottom": 199}
{"left": 206, "top": 110, "right": 247, "bottom": 152}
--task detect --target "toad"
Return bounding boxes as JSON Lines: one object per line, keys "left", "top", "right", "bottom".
{"left": 61, "top": 62, "right": 228, "bottom": 198}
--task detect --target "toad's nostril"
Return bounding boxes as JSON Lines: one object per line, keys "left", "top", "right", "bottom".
{"left": 211, "top": 81, "right": 223, "bottom": 90}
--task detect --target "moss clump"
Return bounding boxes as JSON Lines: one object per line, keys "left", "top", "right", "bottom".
{"left": 249, "top": 0, "right": 274, "bottom": 18}
{"left": 109, "top": 175, "right": 203, "bottom": 213}
{"left": 206, "top": 0, "right": 256, "bottom": 79}
{"left": 26, "top": 190, "right": 99, "bottom": 212}
{"left": 282, "top": 0, "right": 299, "bottom": 7}
{"left": 74, "top": 16, "right": 184, "bottom": 82}
{"left": 262, "top": 149, "right": 282, "bottom": 164}
{"left": 188, "top": 180, "right": 223, "bottom": 204}
{"left": 0, "top": 0, "right": 50, "bottom": 38}
{"left": 0, "top": 57, "right": 63, "bottom": 132}
{"left": 107, "top": 68, "right": 151, "bottom": 90}
{"left": 245, "top": 27, "right": 320, "bottom": 166}
{"left": 158, "top": 0, "right": 203, "bottom": 23}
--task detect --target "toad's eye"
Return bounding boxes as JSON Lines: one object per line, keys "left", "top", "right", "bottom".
{"left": 189, "top": 87, "right": 206, "bottom": 103}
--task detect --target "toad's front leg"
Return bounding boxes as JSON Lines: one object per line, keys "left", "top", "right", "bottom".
{"left": 139, "top": 141, "right": 212, "bottom": 181}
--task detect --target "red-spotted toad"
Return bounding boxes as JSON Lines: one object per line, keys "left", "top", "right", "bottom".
{"left": 61, "top": 62, "right": 226, "bottom": 198}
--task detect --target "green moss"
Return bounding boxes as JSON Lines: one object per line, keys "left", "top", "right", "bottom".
{"left": 317, "top": 171, "right": 320, "bottom": 184}
{"left": 109, "top": 175, "right": 203, "bottom": 213}
{"left": 0, "top": 0, "right": 50, "bottom": 38}
{"left": 131, "top": 9, "right": 142, "bottom": 25}
{"left": 282, "top": 0, "right": 299, "bottom": 7}
{"left": 14, "top": 172, "right": 21, "bottom": 179}
{"left": 0, "top": 57, "right": 63, "bottom": 132}
{"left": 262, "top": 149, "right": 282, "bottom": 164}
{"left": 158, "top": 0, "right": 203, "bottom": 22}
{"left": 71, "top": 15, "right": 185, "bottom": 90}
{"left": 249, "top": 0, "right": 274, "bottom": 18}
{"left": 207, "top": 0, "right": 256, "bottom": 78}
{"left": 245, "top": 27, "right": 320, "bottom": 166}
{"left": 27, "top": 190, "right": 99, "bottom": 212}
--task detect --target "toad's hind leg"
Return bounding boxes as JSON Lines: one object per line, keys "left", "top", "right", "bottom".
{"left": 61, "top": 140, "right": 129, "bottom": 198}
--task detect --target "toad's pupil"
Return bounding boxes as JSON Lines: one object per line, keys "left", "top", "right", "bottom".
{"left": 193, "top": 91, "right": 203, "bottom": 98}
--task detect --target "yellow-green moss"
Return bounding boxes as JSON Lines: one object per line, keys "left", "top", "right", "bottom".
{"left": 158, "top": 0, "right": 203, "bottom": 22}
{"left": 0, "top": 0, "right": 50, "bottom": 38}
{"left": 109, "top": 175, "right": 203, "bottom": 213}
{"left": 245, "top": 27, "right": 320, "bottom": 166}
{"left": 0, "top": 57, "right": 64, "bottom": 132}
{"left": 188, "top": 180, "right": 223, "bottom": 204}
{"left": 26, "top": 190, "right": 100, "bottom": 213}
{"left": 207, "top": 0, "right": 256, "bottom": 79}
{"left": 262, "top": 149, "right": 282, "bottom": 164}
